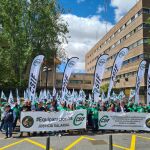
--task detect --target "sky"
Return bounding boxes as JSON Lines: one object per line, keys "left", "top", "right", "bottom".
{"left": 57, "top": 0, "right": 139, "bottom": 73}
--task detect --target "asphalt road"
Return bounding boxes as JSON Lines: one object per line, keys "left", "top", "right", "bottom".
{"left": 0, "top": 131, "right": 150, "bottom": 150}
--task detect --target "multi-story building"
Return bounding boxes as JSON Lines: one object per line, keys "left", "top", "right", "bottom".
{"left": 38, "top": 71, "right": 93, "bottom": 92}
{"left": 85, "top": 0, "right": 150, "bottom": 99}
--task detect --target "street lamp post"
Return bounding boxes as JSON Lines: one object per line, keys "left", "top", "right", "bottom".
{"left": 43, "top": 66, "right": 51, "bottom": 91}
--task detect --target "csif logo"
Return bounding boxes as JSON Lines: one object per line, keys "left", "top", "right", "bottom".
{"left": 68, "top": 60, "right": 75, "bottom": 68}
{"left": 33, "top": 59, "right": 41, "bottom": 66}
{"left": 118, "top": 51, "right": 126, "bottom": 58}
{"left": 99, "top": 115, "right": 110, "bottom": 127}
{"left": 145, "top": 118, "right": 150, "bottom": 128}
{"left": 140, "top": 63, "right": 145, "bottom": 70}
{"left": 98, "top": 58, "right": 106, "bottom": 66}
{"left": 73, "top": 113, "right": 85, "bottom": 126}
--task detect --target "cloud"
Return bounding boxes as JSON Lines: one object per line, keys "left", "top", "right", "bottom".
{"left": 96, "top": 5, "right": 104, "bottom": 14}
{"left": 111, "top": 0, "right": 138, "bottom": 22}
{"left": 61, "top": 14, "right": 113, "bottom": 72}
{"left": 77, "top": 0, "right": 85, "bottom": 4}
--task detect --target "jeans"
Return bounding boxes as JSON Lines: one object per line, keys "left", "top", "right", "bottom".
{"left": 4, "top": 122, "right": 13, "bottom": 137}
{"left": 13, "top": 117, "right": 18, "bottom": 130}
{"left": 92, "top": 118, "right": 98, "bottom": 131}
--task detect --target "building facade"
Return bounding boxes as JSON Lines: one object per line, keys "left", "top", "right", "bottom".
{"left": 38, "top": 71, "right": 93, "bottom": 91}
{"left": 85, "top": 0, "right": 150, "bottom": 98}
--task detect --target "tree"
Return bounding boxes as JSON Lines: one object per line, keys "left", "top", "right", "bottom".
{"left": 0, "top": 0, "right": 68, "bottom": 88}
{"left": 100, "top": 83, "right": 109, "bottom": 94}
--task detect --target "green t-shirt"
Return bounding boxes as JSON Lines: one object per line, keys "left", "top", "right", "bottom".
{"left": 87, "top": 107, "right": 92, "bottom": 115}
{"left": 13, "top": 106, "right": 20, "bottom": 118}
{"left": 76, "top": 105, "right": 85, "bottom": 110}
{"left": 137, "top": 107, "right": 145, "bottom": 113}
{"left": 91, "top": 107, "right": 98, "bottom": 119}
{"left": 57, "top": 106, "right": 67, "bottom": 111}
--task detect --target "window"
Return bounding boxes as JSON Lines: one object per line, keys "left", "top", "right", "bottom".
{"left": 126, "top": 33, "right": 131, "bottom": 38}
{"left": 70, "top": 80, "right": 83, "bottom": 84}
{"left": 137, "top": 39, "right": 143, "bottom": 45}
{"left": 84, "top": 80, "right": 91, "bottom": 84}
{"left": 131, "top": 16, "right": 135, "bottom": 22}
{"left": 120, "top": 26, "right": 123, "bottom": 31}
{"left": 138, "top": 9, "right": 142, "bottom": 16}
{"left": 133, "top": 42, "right": 138, "bottom": 48}
{"left": 139, "top": 54, "right": 144, "bottom": 59}
{"left": 117, "top": 29, "right": 121, "bottom": 33}
{"left": 111, "top": 44, "right": 115, "bottom": 49}
{"left": 114, "top": 31, "right": 118, "bottom": 36}
{"left": 137, "top": 24, "right": 143, "bottom": 30}
{"left": 110, "top": 34, "right": 114, "bottom": 39}
{"left": 126, "top": 19, "right": 131, "bottom": 26}
{"left": 120, "top": 36, "right": 126, "bottom": 43}
{"left": 135, "top": 13, "right": 138, "bottom": 18}
{"left": 116, "top": 40, "right": 121, "bottom": 45}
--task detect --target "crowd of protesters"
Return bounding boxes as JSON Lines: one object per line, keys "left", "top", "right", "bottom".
{"left": 0, "top": 97, "right": 150, "bottom": 139}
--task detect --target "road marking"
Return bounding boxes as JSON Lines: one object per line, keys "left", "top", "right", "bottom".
{"left": 64, "top": 134, "right": 139, "bottom": 150}
{"left": 64, "top": 136, "right": 95, "bottom": 150}
{"left": 0, "top": 139, "right": 26, "bottom": 150}
{"left": 130, "top": 134, "right": 136, "bottom": 150}
{"left": 113, "top": 144, "right": 129, "bottom": 150}
{"left": 136, "top": 134, "right": 150, "bottom": 140}
{"left": 25, "top": 138, "right": 46, "bottom": 149}
{"left": 1, "top": 134, "right": 150, "bottom": 150}
{"left": 0, "top": 138, "right": 53, "bottom": 150}
{"left": 82, "top": 136, "right": 95, "bottom": 141}
{"left": 64, "top": 136, "right": 84, "bottom": 150}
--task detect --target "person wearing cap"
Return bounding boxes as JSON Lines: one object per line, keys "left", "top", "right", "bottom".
{"left": 3, "top": 104, "right": 13, "bottom": 138}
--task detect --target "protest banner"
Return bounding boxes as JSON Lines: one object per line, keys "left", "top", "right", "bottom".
{"left": 62, "top": 57, "right": 79, "bottom": 99}
{"left": 98, "top": 112, "right": 150, "bottom": 131}
{"left": 20, "top": 110, "right": 86, "bottom": 132}
{"left": 107, "top": 47, "right": 128, "bottom": 100}
{"left": 28, "top": 55, "right": 44, "bottom": 101}
{"left": 135, "top": 60, "right": 146, "bottom": 103}
{"left": 92, "top": 54, "right": 108, "bottom": 102}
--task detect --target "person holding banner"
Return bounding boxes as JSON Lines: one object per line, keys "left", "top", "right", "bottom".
{"left": 36, "top": 102, "right": 46, "bottom": 112}
{"left": 57, "top": 101, "right": 67, "bottom": 111}
{"left": 107, "top": 103, "right": 115, "bottom": 112}
{"left": 67, "top": 103, "right": 75, "bottom": 111}
{"left": 19, "top": 101, "right": 31, "bottom": 137}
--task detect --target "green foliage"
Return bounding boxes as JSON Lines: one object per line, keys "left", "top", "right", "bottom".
{"left": 100, "top": 83, "right": 109, "bottom": 94}
{"left": 0, "top": 0, "right": 68, "bottom": 88}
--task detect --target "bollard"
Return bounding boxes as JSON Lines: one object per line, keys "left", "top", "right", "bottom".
{"left": 109, "top": 135, "right": 113, "bottom": 150}
{"left": 46, "top": 136, "right": 50, "bottom": 150}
